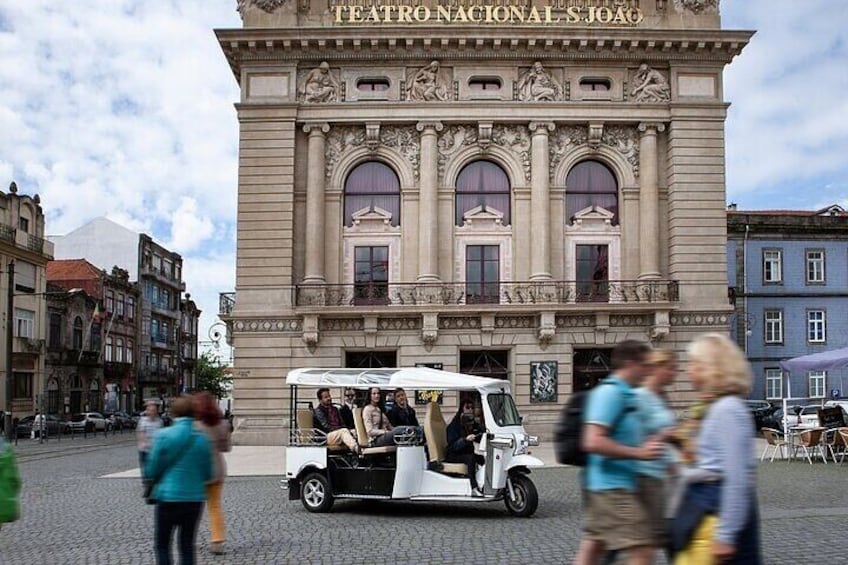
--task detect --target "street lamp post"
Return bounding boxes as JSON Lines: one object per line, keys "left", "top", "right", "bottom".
{"left": 4, "top": 261, "right": 14, "bottom": 441}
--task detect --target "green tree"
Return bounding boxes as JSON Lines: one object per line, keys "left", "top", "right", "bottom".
{"left": 194, "top": 352, "right": 233, "bottom": 400}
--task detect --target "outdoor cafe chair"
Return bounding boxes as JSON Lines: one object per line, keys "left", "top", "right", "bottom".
{"left": 838, "top": 428, "right": 848, "bottom": 464}
{"left": 794, "top": 427, "right": 827, "bottom": 464}
{"left": 821, "top": 427, "right": 843, "bottom": 463}
{"left": 760, "top": 428, "right": 791, "bottom": 462}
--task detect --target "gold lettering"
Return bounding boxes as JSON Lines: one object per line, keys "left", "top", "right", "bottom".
{"left": 380, "top": 5, "right": 394, "bottom": 21}
{"left": 628, "top": 8, "right": 644, "bottom": 25}
{"left": 398, "top": 5, "right": 412, "bottom": 22}
{"left": 454, "top": 6, "right": 468, "bottom": 22}
{"left": 612, "top": 7, "right": 628, "bottom": 25}
{"left": 436, "top": 5, "right": 452, "bottom": 22}
{"left": 544, "top": 6, "right": 560, "bottom": 23}
{"left": 364, "top": 6, "right": 380, "bottom": 23}
{"left": 484, "top": 5, "right": 494, "bottom": 22}
{"left": 413, "top": 5, "right": 430, "bottom": 22}
{"left": 527, "top": 6, "right": 541, "bottom": 23}
{"left": 334, "top": 5, "right": 345, "bottom": 23}
{"left": 565, "top": 6, "right": 581, "bottom": 23}
{"left": 585, "top": 6, "right": 595, "bottom": 24}
{"left": 468, "top": 5, "right": 482, "bottom": 22}
{"left": 595, "top": 7, "right": 613, "bottom": 24}
{"left": 348, "top": 5, "right": 363, "bottom": 23}
{"left": 509, "top": 6, "right": 524, "bottom": 23}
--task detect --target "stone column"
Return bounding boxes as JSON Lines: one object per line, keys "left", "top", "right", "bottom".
{"left": 638, "top": 122, "right": 665, "bottom": 280}
{"left": 302, "top": 122, "right": 330, "bottom": 283}
{"left": 416, "top": 121, "right": 443, "bottom": 282}
{"left": 529, "top": 121, "right": 555, "bottom": 281}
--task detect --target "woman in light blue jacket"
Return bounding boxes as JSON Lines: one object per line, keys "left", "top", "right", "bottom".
{"left": 145, "top": 396, "right": 212, "bottom": 565}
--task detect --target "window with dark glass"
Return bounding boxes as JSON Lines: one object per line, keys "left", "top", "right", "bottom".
{"left": 19, "top": 217, "right": 29, "bottom": 232}
{"left": 344, "top": 161, "right": 401, "bottom": 227}
{"left": 469, "top": 77, "right": 502, "bottom": 91}
{"left": 49, "top": 313, "right": 62, "bottom": 349}
{"left": 356, "top": 78, "right": 390, "bottom": 92}
{"left": 354, "top": 246, "right": 389, "bottom": 304}
{"left": 579, "top": 78, "right": 611, "bottom": 92}
{"left": 566, "top": 160, "right": 618, "bottom": 224}
{"left": 13, "top": 372, "right": 32, "bottom": 399}
{"left": 72, "top": 316, "right": 84, "bottom": 350}
{"left": 455, "top": 160, "right": 511, "bottom": 226}
{"left": 465, "top": 245, "right": 500, "bottom": 304}
{"left": 128, "top": 297, "right": 135, "bottom": 321}
{"left": 106, "top": 290, "right": 114, "bottom": 313}
{"left": 576, "top": 244, "right": 609, "bottom": 302}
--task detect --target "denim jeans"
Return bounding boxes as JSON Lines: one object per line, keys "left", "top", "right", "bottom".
{"left": 155, "top": 501, "right": 204, "bottom": 565}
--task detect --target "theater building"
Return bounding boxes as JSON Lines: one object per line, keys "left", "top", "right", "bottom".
{"left": 217, "top": 0, "right": 751, "bottom": 443}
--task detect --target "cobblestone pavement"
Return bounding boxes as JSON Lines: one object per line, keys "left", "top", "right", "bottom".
{"left": 2, "top": 435, "right": 847, "bottom": 564}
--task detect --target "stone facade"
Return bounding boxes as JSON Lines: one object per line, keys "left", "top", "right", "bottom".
{"left": 217, "top": 0, "right": 751, "bottom": 444}
{"left": 0, "top": 182, "right": 54, "bottom": 420}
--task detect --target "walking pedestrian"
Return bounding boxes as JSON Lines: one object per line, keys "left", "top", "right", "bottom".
{"left": 145, "top": 396, "right": 212, "bottom": 565}
{"left": 137, "top": 401, "right": 163, "bottom": 479}
{"left": 193, "top": 392, "right": 231, "bottom": 555}
{"left": 573, "top": 339, "right": 665, "bottom": 565}
{"left": 669, "top": 333, "right": 762, "bottom": 564}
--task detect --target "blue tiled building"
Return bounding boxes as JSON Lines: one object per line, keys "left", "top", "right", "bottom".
{"left": 728, "top": 205, "right": 848, "bottom": 403}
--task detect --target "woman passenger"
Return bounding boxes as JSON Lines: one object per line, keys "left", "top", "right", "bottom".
{"left": 670, "top": 333, "right": 762, "bottom": 564}
{"left": 446, "top": 400, "right": 483, "bottom": 492}
{"left": 363, "top": 387, "right": 418, "bottom": 447}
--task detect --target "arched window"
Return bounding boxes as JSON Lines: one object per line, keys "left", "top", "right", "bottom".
{"left": 455, "top": 160, "right": 511, "bottom": 226}
{"left": 565, "top": 160, "right": 619, "bottom": 224}
{"left": 344, "top": 161, "right": 400, "bottom": 227}
{"left": 73, "top": 316, "right": 84, "bottom": 350}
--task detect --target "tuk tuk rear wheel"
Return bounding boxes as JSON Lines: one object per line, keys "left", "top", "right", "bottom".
{"left": 300, "top": 472, "right": 334, "bottom": 513}
{"left": 504, "top": 474, "right": 538, "bottom": 517}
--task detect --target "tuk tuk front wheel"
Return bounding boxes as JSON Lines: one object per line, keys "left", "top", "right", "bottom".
{"left": 504, "top": 473, "right": 538, "bottom": 517}
{"left": 300, "top": 472, "right": 334, "bottom": 513}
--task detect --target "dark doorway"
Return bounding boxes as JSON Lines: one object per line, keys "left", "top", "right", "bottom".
{"left": 345, "top": 351, "right": 397, "bottom": 369}
{"left": 572, "top": 348, "right": 613, "bottom": 392}
{"left": 460, "top": 350, "right": 509, "bottom": 379}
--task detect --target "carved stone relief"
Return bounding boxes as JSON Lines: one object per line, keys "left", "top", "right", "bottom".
{"left": 516, "top": 62, "right": 562, "bottom": 102}
{"left": 491, "top": 125, "right": 531, "bottom": 182}
{"left": 319, "top": 318, "right": 365, "bottom": 331}
{"left": 233, "top": 318, "right": 302, "bottom": 332}
{"left": 610, "top": 315, "right": 649, "bottom": 327}
{"left": 555, "top": 315, "right": 594, "bottom": 328}
{"left": 437, "top": 125, "right": 478, "bottom": 179}
{"left": 378, "top": 318, "right": 422, "bottom": 331}
{"left": 325, "top": 126, "right": 366, "bottom": 182}
{"left": 380, "top": 125, "right": 420, "bottom": 180}
{"left": 439, "top": 317, "right": 481, "bottom": 330}
{"left": 495, "top": 316, "right": 534, "bottom": 329}
{"left": 670, "top": 312, "right": 729, "bottom": 327}
{"left": 406, "top": 60, "right": 450, "bottom": 101}
{"left": 673, "top": 0, "right": 719, "bottom": 14}
{"left": 237, "top": 0, "right": 290, "bottom": 17}
{"left": 630, "top": 64, "right": 671, "bottom": 103}
{"left": 601, "top": 125, "right": 640, "bottom": 176}
{"left": 549, "top": 125, "right": 588, "bottom": 177}
{"left": 299, "top": 62, "right": 340, "bottom": 104}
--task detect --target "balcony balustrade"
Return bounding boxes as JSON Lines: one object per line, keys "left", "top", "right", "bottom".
{"left": 293, "top": 280, "right": 679, "bottom": 308}
{"left": 219, "top": 292, "right": 235, "bottom": 316}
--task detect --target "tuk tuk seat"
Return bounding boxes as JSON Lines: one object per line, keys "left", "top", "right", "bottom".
{"left": 353, "top": 407, "right": 397, "bottom": 455}
{"left": 296, "top": 408, "right": 348, "bottom": 452}
{"left": 424, "top": 402, "right": 468, "bottom": 476}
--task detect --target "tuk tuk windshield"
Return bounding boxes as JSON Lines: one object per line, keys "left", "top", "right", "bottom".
{"left": 487, "top": 393, "right": 522, "bottom": 427}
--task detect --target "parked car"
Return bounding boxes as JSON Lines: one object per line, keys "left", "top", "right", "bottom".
{"left": 798, "top": 405, "right": 827, "bottom": 427}
{"left": 68, "top": 412, "right": 111, "bottom": 433}
{"left": 15, "top": 414, "right": 71, "bottom": 438}
{"left": 745, "top": 400, "right": 775, "bottom": 431}
{"left": 761, "top": 406, "right": 801, "bottom": 432}
{"left": 104, "top": 411, "right": 136, "bottom": 430}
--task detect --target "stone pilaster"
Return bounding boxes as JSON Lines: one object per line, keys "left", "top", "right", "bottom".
{"left": 416, "top": 121, "right": 443, "bottom": 282}
{"left": 638, "top": 122, "right": 665, "bottom": 280}
{"left": 529, "top": 121, "right": 555, "bottom": 281}
{"left": 303, "top": 122, "right": 330, "bottom": 283}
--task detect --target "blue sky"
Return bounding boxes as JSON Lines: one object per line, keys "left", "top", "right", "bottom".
{"left": 1, "top": 1, "right": 846, "bottom": 340}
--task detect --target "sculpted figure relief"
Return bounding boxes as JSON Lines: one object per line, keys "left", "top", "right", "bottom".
{"left": 406, "top": 61, "right": 450, "bottom": 102}
{"left": 516, "top": 62, "right": 560, "bottom": 101}
{"left": 300, "top": 62, "right": 340, "bottom": 103}
{"left": 630, "top": 64, "right": 670, "bottom": 103}
{"left": 673, "top": 0, "right": 719, "bottom": 14}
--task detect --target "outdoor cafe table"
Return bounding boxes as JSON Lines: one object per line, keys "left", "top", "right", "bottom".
{"left": 786, "top": 425, "right": 825, "bottom": 461}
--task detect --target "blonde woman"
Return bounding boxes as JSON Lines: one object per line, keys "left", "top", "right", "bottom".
{"left": 670, "top": 333, "right": 762, "bottom": 564}
{"left": 635, "top": 349, "right": 677, "bottom": 551}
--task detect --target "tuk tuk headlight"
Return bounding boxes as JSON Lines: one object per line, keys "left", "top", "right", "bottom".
{"left": 527, "top": 435, "right": 539, "bottom": 447}
{"left": 489, "top": 437, "right": 514, "bottom": 450}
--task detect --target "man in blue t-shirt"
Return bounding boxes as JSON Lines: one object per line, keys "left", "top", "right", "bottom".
{"left": 573, "top": 340, "right": 665, "bottom": 565}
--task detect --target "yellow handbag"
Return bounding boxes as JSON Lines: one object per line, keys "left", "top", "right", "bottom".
{"left": 674, "top": 514, "right": 718, "bottom": 565}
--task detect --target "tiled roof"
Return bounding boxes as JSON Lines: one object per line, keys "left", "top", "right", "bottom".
{"left": 47, "top": 259, "right": 103, "bottom": 281}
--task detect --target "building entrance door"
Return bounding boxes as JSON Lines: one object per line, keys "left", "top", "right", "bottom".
{"left": 572, "top": 348, "right": 613, "bottom": 392}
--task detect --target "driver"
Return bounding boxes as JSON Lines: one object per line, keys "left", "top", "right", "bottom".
{"left": 446, "top": 400, "right": 484, "bottom": 494}
{"left": 313, "top": 388, "right": 359, "bottom": 454}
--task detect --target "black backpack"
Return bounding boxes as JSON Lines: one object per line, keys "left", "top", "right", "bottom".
{"left": 554, "top": 381, "right": 625, "bottom": 467}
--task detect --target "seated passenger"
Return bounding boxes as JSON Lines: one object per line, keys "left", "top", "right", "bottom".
{"left": 313, "top": 388, "right": 359, "bottom": 454}
{"left": 340, "top": 387, "right": 357, "bottom": 430}
{"left": 446, "top": 400, "right": 484, "bottom": 492}
{"left": 387, "top": 388, "right": 420, "bottom": 428}
{"left": 363, "top": 387, "right": 420, "bottom": 447}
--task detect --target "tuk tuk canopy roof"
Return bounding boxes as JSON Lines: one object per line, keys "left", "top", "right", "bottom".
{"left": 286, "top": 367, "right": 510, "bottom": 394}
{"left": 779, "top": 347, "right": 848, "bottom": 373}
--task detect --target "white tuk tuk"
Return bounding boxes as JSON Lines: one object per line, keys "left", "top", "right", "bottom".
{"left": 282, "top": 367, "right": 543, "bottom": 517}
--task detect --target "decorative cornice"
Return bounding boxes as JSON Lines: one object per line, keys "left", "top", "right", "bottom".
{"left": 233, "top": 318, "right": 302, "bottom": 332}
{"left": 670, "top": 311, "right": 730, "bottom": 327}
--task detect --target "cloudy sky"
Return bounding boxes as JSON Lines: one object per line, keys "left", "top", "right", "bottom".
{"left": 1, "top": 1, "right": 846, "bottom": 343}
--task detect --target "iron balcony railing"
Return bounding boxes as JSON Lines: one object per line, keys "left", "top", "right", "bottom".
{"left": 0, "top": 223, "right": 14, "bottom": 243}
{"left": 219, "top": 292, "right": 235, "bottom": 316}
{"left": 294, "top": 280, "right": 679, "bottom": 308}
